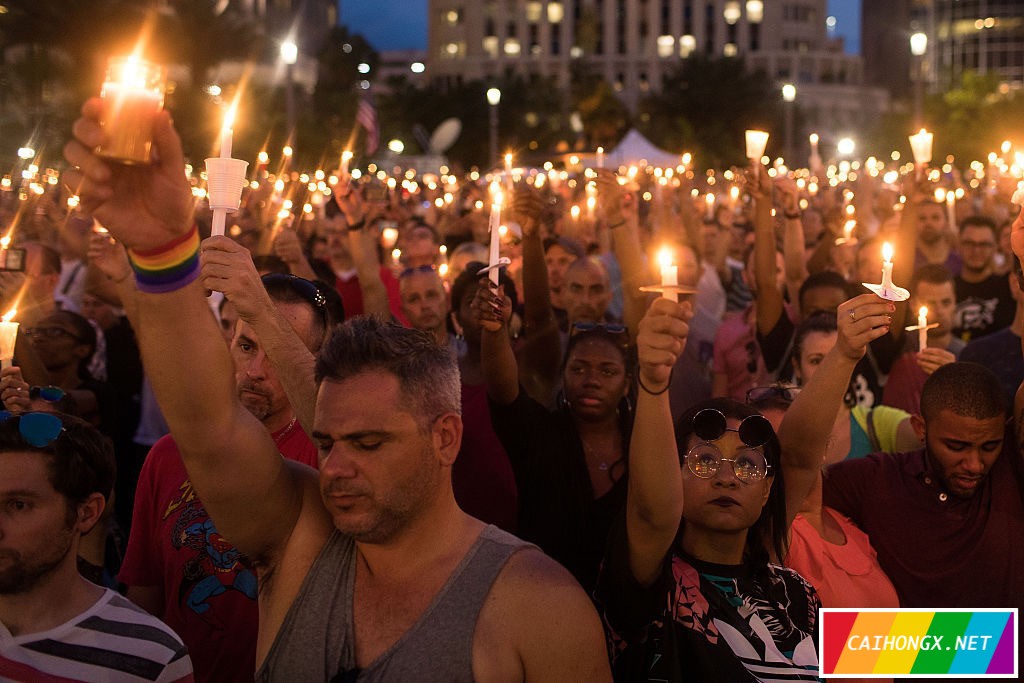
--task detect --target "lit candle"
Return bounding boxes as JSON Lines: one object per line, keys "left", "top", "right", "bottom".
{"left": 488, "top": 182, "right": 503, "bottom": 286}
{"left": 0, "top": 308, "right": 18, "bottom": 370}
{"left": 946, "top": 191, "right": 956, "bottom": 230}
{"left": 97, "top": 55, "right": 167, "bottom": 164}
{"left": 219, "top": 105, "right": 234, "bottom": 160}
{"left": 917, "top": 306, "right": 929, "bottom": 352}
{"left": 596, "top": 146, "right": 605, "bottom": 169}
{"left": 504, "top": 152, "right": 514, "bottom": 195}
{"left": 210, "top": 105, "right": 236, "bottom": 238}
{"left": 705, "top": 192, "right": 715, "bottom": 220}
{"left": 745, "top": 130, "right": 769, "bottom": 162}
{"left": 657, "top": 247, "right": 678, "bottom": 303}
{"left": 340, "top": 150, "right": 353, "bottom": 176}
{"left": 881, "top": 242, "right": 895, "bottom": 290}
{"left": 908, "top": 129, "right": 933, "bottom": 177}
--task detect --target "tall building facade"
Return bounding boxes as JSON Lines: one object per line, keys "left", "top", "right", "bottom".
{"left": 910, "top": 0, "right": 1024, "bottom": 91}
{"left": 426, "top": 0, "right": 886, "bottom": 134}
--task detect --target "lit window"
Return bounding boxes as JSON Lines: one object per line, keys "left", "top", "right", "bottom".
{"left": 570, "top": 45, "right": 583, "bottom": 58}
{"left": 410, "top": 62, "right": 426, "bottom": 74}
{"left": 443, "top": 42, "right": 464, "bottom": 57}
{"left": 445, "top": 9, "right": 460, "bottom": 25}
{"left": 680, "top": 34, "right": 696, "bottom": 57}
{"left": 483, "top": 36, "right": 499, "bottom": 57}
{"left": 724, "top": 42, "right": 738, "bottom": 56}
{"left": 548, "top": 2, "right": 564, "bottom": 23}
{"left": 657, "top": 35, "right": 674, "bottom": 57}
{"left": 526, "top": 1, "right": 542, "bottom": 22}
{"left": 504, "top": 39, "right": 521, "bottom": 55}
{"left": 724, "top": 1, "right": 741, "bottom": 25}
{"left": 746, "top": 0, "right": 763, "bottom": 23}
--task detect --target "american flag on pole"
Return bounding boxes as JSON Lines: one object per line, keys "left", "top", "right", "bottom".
{"left": 356, "top": 87, "right": 379, "bottom": 155}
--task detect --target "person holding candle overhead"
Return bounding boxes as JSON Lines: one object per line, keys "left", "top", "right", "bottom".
{"left": 882, "top": 265, "right": 965, "bottom": 415}
{"left": 597, "top": 295, "right": 821, "bottom": 682}
{"left": 63, "top": 95, "right": 610, "bottom": 682}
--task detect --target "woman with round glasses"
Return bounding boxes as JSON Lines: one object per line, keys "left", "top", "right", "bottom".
{"left": 597, "top": 297, "right": 820, "bottom": 682}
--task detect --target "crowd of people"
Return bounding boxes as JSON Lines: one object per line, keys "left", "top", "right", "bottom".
{"left": 0, "top": 94, "right": 1021, "bottom": 682}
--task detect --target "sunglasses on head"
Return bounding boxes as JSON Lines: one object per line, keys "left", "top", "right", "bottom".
{"left": 261, "top": 273, "right": 329, "bottom": 327}
{"left": 570, "top": 322, "right": 629, "bottom": 345}
{"left": 745, "top": 384, "right": 801, "bottom": 405}
{"left": 29, "top": 385, "right": 66, "bottom": 402}
{"left": 399, "top": 264, "right": 438, "bottom": 279}
{"left": 0, "top": 411, "right": 65, "bottom": 448}
{"left": 692, "top": 408, "right": 773, "bottom": 448}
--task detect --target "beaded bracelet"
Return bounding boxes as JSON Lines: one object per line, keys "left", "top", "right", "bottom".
{"left": 127, "top": 225, "right": 200, "bottom": 294}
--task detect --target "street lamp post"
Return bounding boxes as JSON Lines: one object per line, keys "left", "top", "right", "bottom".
{"left": 486, "top": 87, "right": 501, "bottom": 168}
{"left": 782, "top": 83, "right": 796, "bottom": 163}
{"left": 910, "top": 32, "right": 928, "bottom": 128}
{"left": 281, "top": 39, "right": 298, "bottom": 141}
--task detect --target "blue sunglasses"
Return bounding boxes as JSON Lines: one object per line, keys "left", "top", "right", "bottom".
{"left": 0, "top": 411, "right": 65, "bottom": 448}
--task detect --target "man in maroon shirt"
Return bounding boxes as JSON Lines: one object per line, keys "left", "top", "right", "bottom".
{"left": 120, "top": 246, "right": 340, "bottom": 682}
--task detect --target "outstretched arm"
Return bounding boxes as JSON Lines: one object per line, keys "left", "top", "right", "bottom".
{"left": 511, "top": 186, "right": 561, "bottom": 404}
{"left": 63, "top": 98, "right": 312, "bottom": 561}
{"left": 477, "top": 280, "right": 520, "bottom": 405}
{"left": 627, "top": 297, "right": 692, "bottom": 586}
{"left": 750, "top": 165, "right": 784, "bottom": 336}
{"left": 777, "top": 293, "right": 894, "bottom": 528}
{"left": 200, "top": 236, "right": 318, "bottom": 437}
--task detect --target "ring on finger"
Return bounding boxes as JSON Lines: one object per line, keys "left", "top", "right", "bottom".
{"left": 849, "top": 309, "right": 857, "bottom": 322}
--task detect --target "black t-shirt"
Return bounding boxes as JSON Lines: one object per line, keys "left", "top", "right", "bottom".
{"left": 959, "top": 328, "right": 1024, "bottom": 410}
{"left": 597, "top": 515, "right": 821, "bottom": 682}
{"left": 953, "top": 274, "right": 1015, "bottom": 342}
{"left": 757, "top": 311, "right": 901, "bottom": 408}
{"left": 488, "top": 389, "right": 627, "bottom": 592}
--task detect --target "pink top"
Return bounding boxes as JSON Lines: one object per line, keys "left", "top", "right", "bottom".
{"left": 785, "top": 507, "right": 900, "bottom": 610}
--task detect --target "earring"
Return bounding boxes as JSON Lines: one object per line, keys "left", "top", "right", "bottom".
{"left": 558, "top": 390, "right": 571, "bottom": 411}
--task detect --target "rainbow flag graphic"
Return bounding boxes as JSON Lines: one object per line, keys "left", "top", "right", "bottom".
{"left": 820, "top": 609, "right": 1017, "bottom": 677}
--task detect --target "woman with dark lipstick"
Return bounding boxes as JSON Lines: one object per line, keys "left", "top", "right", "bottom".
{"left": 597, "top": 297, "right": 821, "bottom": 682}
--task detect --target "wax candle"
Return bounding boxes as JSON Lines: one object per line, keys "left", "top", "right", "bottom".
{"left": 98, "top": 56, "right": 167, "bottom": 164}
{"left": 488, "top": 183, "right": 503, "bottom": 286}
{"left": 908, "top": 129, "right": 933, "bottom": 170}
{"left": 745, "top": 130, "right": 769, "bottom": 162}
{"left": 705, "top": 193, "right": 715, "bottom": 220}
{"left": 946, "top": 191, "right": 956, "bottom": 230}
{"left": 340, "top": 150, "right": 352, "bottom": 176}
{"left": 596, "top": 146, "right": 605, "bottom": 169}
{"left": 657, "top": 247, "right": 678, "bottom": 303}
{"left": 504, "top": 152, "right": 514, "bottom": 194}
{"left": 0, "top": 308, "right": 18, "bottom": 370}
{"left": 881, "top": 242, "right": 894, "bottom": 290}
{"left": 917, "top": 306, "right": 929, "bottom": 352}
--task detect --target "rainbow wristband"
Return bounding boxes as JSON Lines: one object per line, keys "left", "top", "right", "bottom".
{"left": 127, "top": 226, "right": 201, "bottom": 294}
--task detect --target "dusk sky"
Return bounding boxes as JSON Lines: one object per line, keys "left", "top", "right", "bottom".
{"left": 339, "top": 1, "right": 862, "bottom": 54}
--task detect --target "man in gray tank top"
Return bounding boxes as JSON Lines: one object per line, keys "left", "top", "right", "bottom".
{"left": 64, "top": 104, "right": 611, "bottom": 682}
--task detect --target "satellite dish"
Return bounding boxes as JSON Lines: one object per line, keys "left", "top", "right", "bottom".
{"left": 429, "top": 119, "right": 462, "bottom": 154}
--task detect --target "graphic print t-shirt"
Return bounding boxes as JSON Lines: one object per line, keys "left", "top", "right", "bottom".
{"left": 953, "top": 274, "right": 1014, "bottom": 341}
{"left": 598, "top": 518, "right": 821, "bottom": 682}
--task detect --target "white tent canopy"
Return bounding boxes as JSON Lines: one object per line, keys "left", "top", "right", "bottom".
{"left": 606, "top": 129, "right": 681, "bottom": 168}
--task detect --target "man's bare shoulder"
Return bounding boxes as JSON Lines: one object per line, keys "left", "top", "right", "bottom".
{"left": 255, "top": 461, "right": 336, "bottom": 643}
{"left": 473, "top": 548, "right": 611, "bottom": 682}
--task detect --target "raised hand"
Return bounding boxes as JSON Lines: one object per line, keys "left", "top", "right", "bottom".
{"left": 636, "top": 298, "right": 693, "bottom": 392}
{"left": 0, "top": 366, "right": 31, "bottom": 413}
{"left": 87, "top": 231, "right": 131, "bottom": 283}
{"left": 200, "top": 236, "right": 268, "bottom": 322}
{"left": 62, "top": 98, "right": 193, "bottom": 250}
{"left": 470, "top": 278, "right": 511, "bottom": 333}
{"left": 916, "top": 346, "right": 955, "bottom": 376}
{"left": 511, "top": 185, "right": 548, "bottom": 238}
{"left": 835, "top": 293, "right": 895, "bottom": 362}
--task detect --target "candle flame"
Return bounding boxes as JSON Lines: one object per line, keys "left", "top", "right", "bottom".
{"left": 438, "top": 263, "right": 449, "bottom": 278}
{"left": 0, "top": 237, "right": 10, "bottom": 250}
{"left": 223, "top": 102, "right": 237, "bottom": 131}
{"left": 657, "top": 247, "right": 674, "bottom": 270}
{"left": 705, "top": 193, "right": 714, "bottom": 205}
{"left": 1, "top": 307, "right": 15, "bottom": 323}
{"left": 934, "top": 188, "right": 946, "bottom": 202}
{"left": 570, "top": 205, "right": 581, "bottom": 220}
{"left": 919, "top": 306, "right": 928, "bottom": 320}
{"left": 504, "top": 152, "right": 512, "bottom": 165}
{"left": 882, "top": 242, "right": 893, "bottom": 263}
{"left": 809, "top": 133, "right": 819, "bottom": 145}
{"left": 843, "top": 220, "right": 855, "bottom": 238}
{"left": 341, "top": 150, "right": 353, "bottom": 162}
{"left": 282, "top": 146, "right": 293, "bottom": 157}
{"left": 257, "top": 151, "right": 269, "bottom": 164}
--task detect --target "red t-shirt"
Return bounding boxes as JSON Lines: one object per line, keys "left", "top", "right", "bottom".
{"left": 119, "top": 421, "right": 317, "bottom": 683}
{"left": 331, "top": 264, "right": 406, "bottom": 323}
